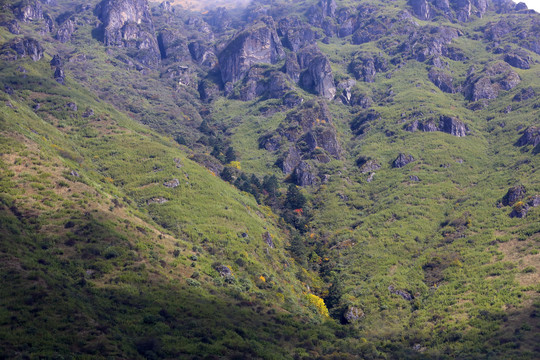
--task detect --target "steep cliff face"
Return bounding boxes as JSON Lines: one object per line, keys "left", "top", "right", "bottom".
{"left": 218, "top": 17, "right": 284, "bottom": 85}
{"left": 96, "top": 0, "right": 160, "bottom": 66}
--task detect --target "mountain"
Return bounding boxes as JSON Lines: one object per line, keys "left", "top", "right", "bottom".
{"left": 0, "top": 0, "right": 539, "bottom": 358}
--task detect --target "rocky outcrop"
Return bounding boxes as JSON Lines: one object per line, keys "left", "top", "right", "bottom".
{"left": 163, "top": 178, "right": 180, "bottom": 188}
{"left": 403, "top": 26, "right": 460, "bottom": 62}
{"left": 409, "top": 0, "right": 431, "bottom": 20}
{"left": 504, "top": 51, "right": 531, "bottom": 70}
{"left": 292, "top": 161, "right": 316, "bottom": 186}
{"left": 219, "top": 17, "right": 284, "bottom": 85}
{"left": 96, "top": 0, "right": 160, "bottom": 66}
{"left": 262, "top": 232, "right": 274, "bottom": 248}
{"left": 5, "top": 20, "right": 21, "bottom": 35}
{"left": 3, "top": 37, "right": 44, "bottom": 61}
{"left": 234, "top": 66, "right": 291, "bottom": 102}
{"left": 284, "top": 53, "right": 301, "bottom": 83}
{"left": 214, "top": 264, "right": 232, "bottom": 277}
{"left": 393, "top": 153, "right": 415, "bottom": 168}
{"left": 280, "top": 146, "right": 302, "bottom": 174}
{"left": 439, "top": 116, "right": 468, "bottom": 137}
{"left": 343, "top": 306, "right": 364, "bottom": 324}
{"left": 515, "top": 126, "right": 540, "bottom": 149}
{"left": 358, "top": 159, "right": 381, "bottom": 174}
{"left": 188, "top": 41, "right": 217, "bottom": 69}
{"left": 297, "top": 46, "right": 336, "bottom": 99}
{"left": 512, "top": 87, "right": 536, "bottom": 102}
{"left": 349, "top": 53, "right": 388, "bottom": 83}
{"left": 157, "top": 29, "right": 190, "bottom": 63}
{"left": 428, "top": 68, "right": 457, "bottom": 93}
{"left": 336, "top": 79, "right": 356, "bottom": 105}
{"left": 53, "top": 67, "right": 65, "bottom": 85}
{"left": 56, "top": 19, "right": 75, "bottom": 43}
{"left": 350, "top": 110, "right": 381, "bottom": 136}
{"left": 405, "top": 115, "right": 468, "bottom": 136}
{"left": 502, "top": 185, "right": 526, "bottom": 206}
{"left": 278, "top": 16, "right": 318, "bottom": 52}
{"left": 464, "top": 62, "right": 520, "bottom": 101}
{"left": 307, "top": 0, "right": 337, "bottom": 27}
{"left": 16, "top": 0, "right": 43, "bottom": 22}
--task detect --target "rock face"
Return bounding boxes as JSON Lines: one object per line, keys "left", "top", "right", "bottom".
{"left": 513, "top": 87, "right": 536, "bottom": 102}
{"left": 464, "top": 62, "right": 520, "bottom": 101}
{"left": 219, "top": 17, "right": 284, "bottom": 85}
{"left": 297, "top": 46, "right": 336, "bottom": 99}
{"left": 278, "top": 17, "right": 318, "bottom": 52}
{"left": 96, "top": 0, "right": 160, "bottom": 66}
{"left": 56, "top": 19, "right": 75, "bottom": 43}
{"left": 504, "top": 51, "right": 531, "bottom": 70}
{"left": 393, "top": 153, "right": 415, "bottom": 168}
{"left": 439, "top": 116, "right": 468, "bottom": 137}
{"left": 405, "top": 116, "right": 468, "bottom": 137}
{"left": 516, "top": 126, "right": 540, "bottom": 148}
{"left": 358, "top": 159, "right": 381, "bottom": 174}
{"left": 428, "top": 69, "right": 457, "bottom": 93}
{"left": 349, "top": 53, "right": 388, "bottom": 83}
{"left": 16, "top": 0, "right": 43, "bottom": 22}
{"left": 409, "top": 0, "right": 431, "bottom": 20}
{"left": 293, "top": 161, "right": 316, "bottom": 186}
{"left": 7, "top": 37, "right": 44, "bottom": 61}
{"left": 188, "top": 41, "right": 217, "bottom": 69}
{"left": 502, "top": 185, "right": 526, "bottom": 206}
{"left": 235, "top": 66, "right": 291, "bottom": 102}
{"left": 157, "top": 29, "right": 190, "bottom": 63}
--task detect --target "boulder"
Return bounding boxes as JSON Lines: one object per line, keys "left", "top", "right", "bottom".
{"left": 388, "top": 285, "right": 413, "bottom": 301}
{"left": 439, "top": 116, "right": 468, "bottom": 137}
{"left": 515, "top": 126, "right": 540, "bottom": 148}
{"left": 510, "top": 202, "right": 529, "bottom": 218}
{"left": 219, "top": 17, "right": 284, "bottom": 85}
{"left": 502, "top": 185, "right": 526, "bottom": 206}
{"left": 53, "top": 67, "right": 65, "bottom": 85}
{"left": 163, "top": 178, "right": 180, "bottom": 188}
{"left": 464, "top": 62, "right": 520, "bottom": 101}
{"left": 393, "top": 153, "right": 415, "bottom": 168}
{"left": 214, "top": 264, "right": 232, "bottom": 277}
{"left": 281, "top": 146, "right": 302, "bottom": 174}
{"left": 504, "top": 52, "right": 531, "bottom": 70}
{"left": 359, "top": 159, "right": 381, "bottom": 174}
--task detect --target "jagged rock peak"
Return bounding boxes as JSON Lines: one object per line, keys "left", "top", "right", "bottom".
{"left": 219, "top": 17, "right": 284, "bottom": 85}
{"left": 96, "top": 0, "right": 160, "bottom": 65}
{"left": 16, "top": 0, "right": 44, "bottom": 22}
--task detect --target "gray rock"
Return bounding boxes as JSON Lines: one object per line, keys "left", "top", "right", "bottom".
{"left": 366, "top": 173, "right": 375, "bottom": 183}
{"left": 504, "top": 52, "right": 531, "bottom": 69}
{"left": 393, "top": 153, "right": 415, "bottom": 168}
{"left": 7, "top": 37, "right": 44, "bottom": 61}
{"left": 428, "top": 69, "right": 456, "bottom": 93}
{"left": 359, "top": 159, "right": 381, "bottom": 174}
{"left": 147, "top": 197, "right": 168, "bottom": 204}
{"left": 343, "top": 306, "right": 364, "bottom": 324}
{"left": 510, "top": 203, "right": 529, "bottom": 218}
{"left": 502, "top": 185, "right": 526, "bottom": 206}
{"left": 219, "top": 17, "right": 284, "bottom": 84}
{"left": 388, "top": 285, "right": 413, "bottom": 301}
{"left": 96, "top": 0, "right": 160, "bottom": 66}
{"left": 53, "top": 67, "right": 65, "bottom": 85}
{"left": 516, "top": 126, "right": 540, "bottom": 147}
{"left": 513, "top": 87, "right": 536, "bottom": 102}
{"left": 262, "top": 232, "right": 274, "bottom": 248}
{"left": 293, "top": 161, "right": 316, "bottom": 186}
{"left": 66, "top": 102, "right": 77, "bottom": 111}
{"left": 214, "top": 264, "right": 232, "bottom": 277}
{"left": 528, "top": 195, "right": 540, "bottom": 207}
{"left": 284, "top": 53, "right": 301, "bottom": 83}
{"left": 410, "top": 175, "right": 421, "bottom": 182}
{"left": 50, "top": 55, "right": 62, "bottom": 68}
{"left": 188, "top": 41, "right": 217, "bottom": 69}
{"left": 82, "top": 108, "right": 94, "bottom": 118}
{"left": 56, "top": 19, "right": 75, "bottom": 43}
{"left": 281, "top": 146, "right": 302, "bottom": 174}
{"left": 16, "top": 0, "right": 43, "bottom": 22}
{"left": 439, "top": 116, "right": 468, "bottom": 137}
{"left": 6, "top": 20, "right": 21, "bottom": 35}
{"left": 409, "top": 0, "right": 431, "bottom": 20}
{"left": 163, "top": 178, "right": 180, "bottom": 188}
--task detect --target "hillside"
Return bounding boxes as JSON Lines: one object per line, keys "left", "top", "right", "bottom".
{"left": 0, "top": 0, "right": 539, "bottom": 358}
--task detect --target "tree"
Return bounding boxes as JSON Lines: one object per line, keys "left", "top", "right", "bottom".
{"left": 225, "top": 146, "right": 237, "bottom": 163}
{"left": 286, "top": 183, "right": 306, "bottom": 209}
{"left": 263, "top": 175, "right": 278, "bottom": 197}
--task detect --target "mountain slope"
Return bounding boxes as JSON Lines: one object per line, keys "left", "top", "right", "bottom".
{"left": 0, "top": 0, "right": 539, "bottom": 358}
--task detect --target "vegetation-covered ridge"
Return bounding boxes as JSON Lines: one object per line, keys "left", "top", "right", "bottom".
{"left": 0, "top": 0, "right": 539, "bottom": 358}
